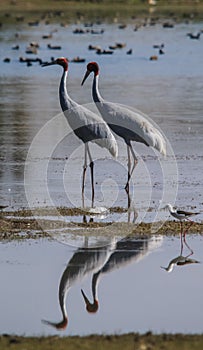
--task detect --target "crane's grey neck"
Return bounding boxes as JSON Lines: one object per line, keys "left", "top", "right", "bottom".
{"left": 59, "top": 287, "right": 68, "bottom": 319}
{"left": 92, "top": 270, "right": 101, "bottom": 299}
{"left": 93, "top": 74, "right": 103, "bottom": 104}
{"left": 59, "top": 70, "right": 73, "bottom": 112}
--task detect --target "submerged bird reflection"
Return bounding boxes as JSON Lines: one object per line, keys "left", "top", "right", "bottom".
{"left": 82, "top": 190, "right": 138, "bottom": 225}
{"left": 81, "top": 235, "right": 162, "bottom": 314}
{"left": 42, "top": 234, "right": 162, "bottom": 330}
{"left": 42, "top": 239, "right": 116, "bottom": 330}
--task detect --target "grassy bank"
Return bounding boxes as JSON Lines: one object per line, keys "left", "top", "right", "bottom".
{"left": 1, "top": 0, "right": 203, "bottom": 24}
{"left": 1, "top": 333, "right": 203, "bottom": 350}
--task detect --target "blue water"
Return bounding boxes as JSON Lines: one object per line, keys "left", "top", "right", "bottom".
{"left": 0, "top": 21, "right": 203, "bottom": 214}
{"left": 0, "top": 234, "right": 202, "bottom": 336}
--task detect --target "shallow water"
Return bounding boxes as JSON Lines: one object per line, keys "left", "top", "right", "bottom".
{"left": 0, "top": 20, "right": 203, "bottom": 216}
{"left": 0, "top": 234, "right": 203, "bottom": 336}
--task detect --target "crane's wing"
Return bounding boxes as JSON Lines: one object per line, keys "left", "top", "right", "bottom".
{"left": 96, "top": 101, "right": 166, "bottom": 156}
{"left": 62, "top": 99, "right": 118, "bottom": 158}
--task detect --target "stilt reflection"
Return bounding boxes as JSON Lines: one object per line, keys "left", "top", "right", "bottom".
{"left": 161, "top": 233, "right": 200, "bottom": 273}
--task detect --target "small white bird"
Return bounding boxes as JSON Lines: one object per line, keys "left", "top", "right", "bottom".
{"left": 166, "top": 203, "right": 200, "bottom": 235}
{"left": 166, "top": 203, "right": 200, "bottom": 222}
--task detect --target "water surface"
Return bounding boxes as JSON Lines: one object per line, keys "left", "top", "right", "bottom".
{"left": 0, "top": 21, "right": 203, "bottom": 214}
{"left": 0, "top": 234, "right": 202, "bottom": 336}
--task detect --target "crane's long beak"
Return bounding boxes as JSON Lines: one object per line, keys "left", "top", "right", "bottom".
{"left": 42, "top": 318, "right": 68, "bottom": 330}
{"left": 81, "top": 70, "right": 91, "bottom": 85}
{"left": 81, "top": 289, "right": 99, "bottom": 313}
{"left": 41, "top": 60, "right": 56, "bottom": 67}
{"left": 81, "top": 289, "right": 90, "bottom": 305}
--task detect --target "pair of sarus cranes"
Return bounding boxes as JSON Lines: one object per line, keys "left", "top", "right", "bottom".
{"left": 42, "top": 57, "right": 200, "bottom": 231}
{"left": 42, "top": 57, "right": 166, "bottom": 201}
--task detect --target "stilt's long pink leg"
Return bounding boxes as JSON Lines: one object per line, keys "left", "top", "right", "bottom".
{"left": 182, "top": 220, "right": 194, "bottom": 254}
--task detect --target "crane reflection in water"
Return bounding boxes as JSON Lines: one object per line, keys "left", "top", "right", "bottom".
{"left": 42, "top": 237, "right": 117, "bottom": 329}
{"left": 42, "top": 234, "right": 162, "bottom": 330}
{"left": 81, "top": 235, "right": 162, "bottom": 313}
{"left": 82, "top": 191, "right": 138, "bottom": 225}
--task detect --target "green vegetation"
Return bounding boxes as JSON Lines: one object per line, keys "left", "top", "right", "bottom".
{"left": 1, "top": 0, "right": 203, "bottom": 24}
{"left": 1, "top": 333, "right": 203, "bottom": 350}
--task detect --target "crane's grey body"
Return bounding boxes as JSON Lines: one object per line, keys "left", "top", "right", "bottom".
{"left": 82, "top": 62, "right": 166, "bottom": 193}
{"left": 59, "top": 71, "right": 118, "bottom": 155}
{"left": 92, "top": 74, "right": 166, "bottom": 154}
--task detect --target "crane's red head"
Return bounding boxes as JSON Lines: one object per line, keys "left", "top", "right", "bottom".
{"left": 42, "top": 316, "right": 68, "bottom": 330}
{"left": 81, "top": 289, "right": 99, "bottom": 313}
{"left": 81, "top": 61, "right": 99, "bottom": 85}
{"left": 42, "top": 57, "right": 68, "bottom": 71}
{"left": 87, "top": 62, "right": 99, "bottom": 75}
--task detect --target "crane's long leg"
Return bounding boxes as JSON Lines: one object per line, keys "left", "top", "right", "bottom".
{"left": 125, "top": 144, "right": 138, "bottom": 193}
{"left": 82, "top": 144, "right": 88, "bottom": 208}
{"left": 180, "top": 221, "right": 183, "bottom": 254}
{"left": 87, "top": 143, "right": 94, "bottom": 208}
{"left": 129, "top": 144, "right": 138, "bottom": 178}
{"left": 125, "top": 145, "right": 131, "bottom": 194}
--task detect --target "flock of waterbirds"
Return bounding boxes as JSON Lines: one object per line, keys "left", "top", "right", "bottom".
{"left": 2, "top": 9, "right": 203, "bottom": 66}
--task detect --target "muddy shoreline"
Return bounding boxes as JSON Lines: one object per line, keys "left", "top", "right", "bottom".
{"left": 0, "top": 207, "right": 202, "bottom": 240}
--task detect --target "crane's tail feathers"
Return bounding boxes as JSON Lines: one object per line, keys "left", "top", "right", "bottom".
{"left": 156, "top": 140, "right": 167, "bottom": 156}
{"left": 152, "top": 131, "right": 167, "bottom": 156}
{"left": 104, "top": 132, "right": 118, "bottom": 158}
{"left": 110, "top": 139, "right": 118, "bottom": 158}
{"left": 95, "top": 135, "right": 118, "bottom": 158}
